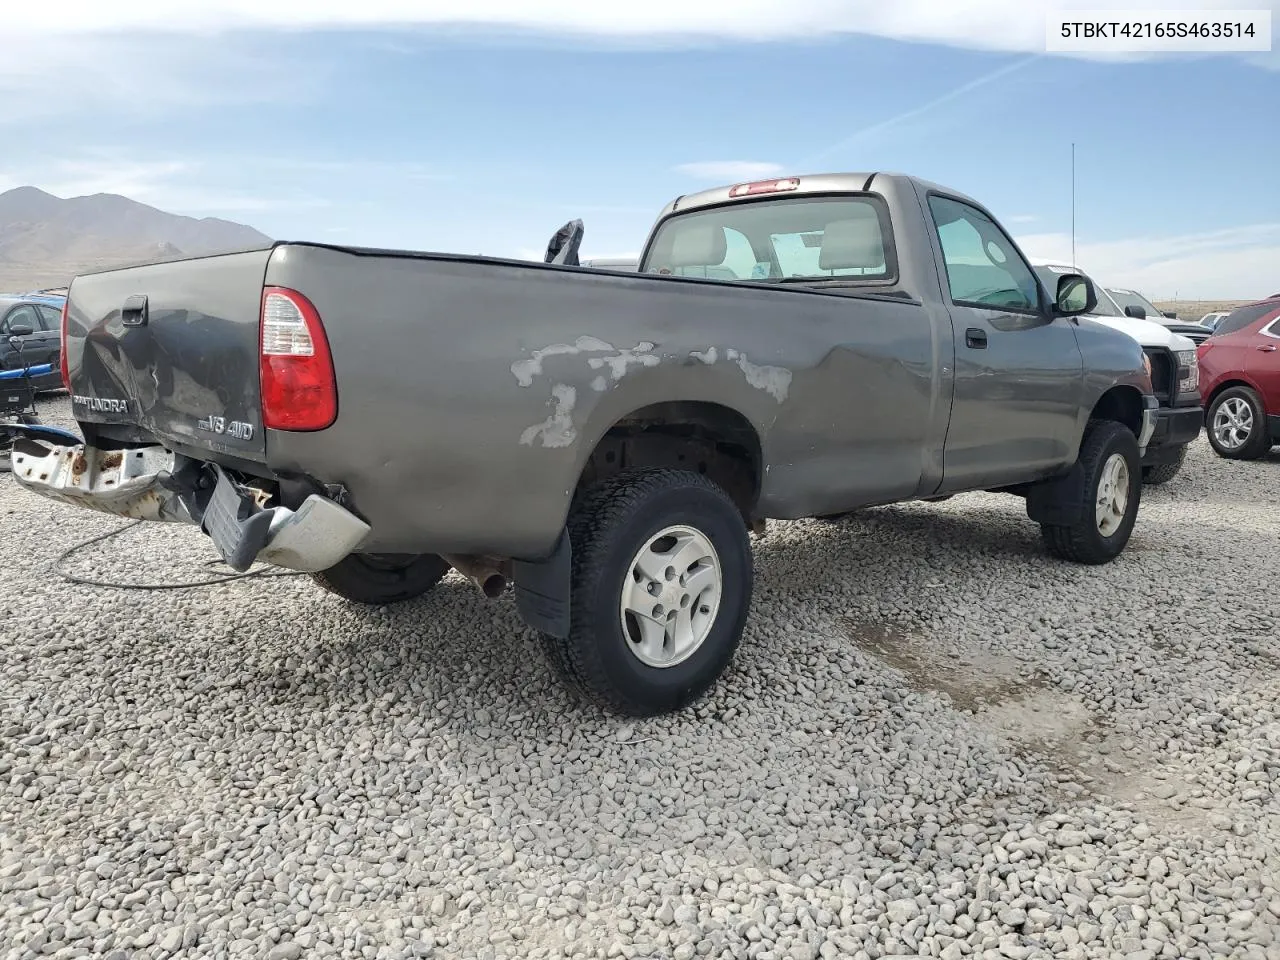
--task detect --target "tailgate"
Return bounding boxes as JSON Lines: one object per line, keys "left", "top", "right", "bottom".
{"left": 66, "top": 249, "right": 273, "bottom": 464}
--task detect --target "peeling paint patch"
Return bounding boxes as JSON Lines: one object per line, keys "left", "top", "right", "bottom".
{"left": 519, "top": 384, "right": 578, "bottom": 448}
{"left": 691, "top": 347, "right": 718, "bottom": 364}
{"left": 590, "top": 376, "right": 609, "bottom": 392}
{"left": 588, "top": 341, "right": 660, "bottom": 381}
{"left": 511, "top": 336, "right": 616, "bottom": 387}
{"left": 726, "top": 348, "right": 792, "bottom": 403}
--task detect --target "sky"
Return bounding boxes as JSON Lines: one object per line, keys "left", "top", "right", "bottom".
{"left": 3, "top": 0, "right": 1278, "bottom": 300}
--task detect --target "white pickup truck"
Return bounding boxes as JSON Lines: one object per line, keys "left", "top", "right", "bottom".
{"left": 1031, "top": 260, "right": 1202, "bottom": 485}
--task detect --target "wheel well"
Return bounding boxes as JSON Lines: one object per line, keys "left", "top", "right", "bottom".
{"left": 1203, "top": 378, "right": 1252, "bottom": 412}
{"left": 1089, "top": 386, "right": 1143, "bottom": 436}
{"left": 579, "top": 402, "right": 762, "bottom": 517}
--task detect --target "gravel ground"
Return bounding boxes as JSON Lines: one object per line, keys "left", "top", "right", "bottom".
{"left": 2, "top": 396, "right": 1278, "bottom": 960}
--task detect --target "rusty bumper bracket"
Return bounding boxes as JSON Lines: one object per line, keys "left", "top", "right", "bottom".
{"left": 11, "top": 438, "right": 371, "bottom": 574}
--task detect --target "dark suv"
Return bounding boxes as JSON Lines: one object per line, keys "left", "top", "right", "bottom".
{"left": 0, "top": 295, "right": 65, "bottom": 392}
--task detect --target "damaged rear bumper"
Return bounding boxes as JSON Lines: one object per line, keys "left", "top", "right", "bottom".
{"left": 9, "top": 433, "right": 370, "bottom": 573}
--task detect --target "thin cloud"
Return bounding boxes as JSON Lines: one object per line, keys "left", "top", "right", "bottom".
{"left": 675, "top": 161, "right": 785, "bottom": 181}
{"left": 0, "top": 154, "right": 334, "bottom": 218}
{"left": 1017, "top": 224, "right": 1280, "bottom": 300}
{"left": 798, "top": 54, "right": 1040, "bottom": 168}
{"left": 0, "top": 33, "right": 321, "bottom": 126}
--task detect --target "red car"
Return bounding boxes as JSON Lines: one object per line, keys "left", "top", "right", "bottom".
{"left": 1197, "top": 296, "right": 1280, "bottom": 459}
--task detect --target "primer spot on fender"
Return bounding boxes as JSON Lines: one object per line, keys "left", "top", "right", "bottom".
{"left": 590, "top": 376, "right": 609, "bottom": 392}
{"left": 726, "top": 348, "right": 792, "bottom": 403}
{"left": 587, "top": 341, "right": 660, "bottom": 381}
{"left": 691, "top": 347, "right": 718, "bottom": 364}
{"left": 511, "top": 336, "right": 616, "bottom": 387}
{"left": 519, "top": 384, "right": 578, "bottom": 448}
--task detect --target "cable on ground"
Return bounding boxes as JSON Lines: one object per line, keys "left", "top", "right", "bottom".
{"left": 54, "top": 519, "right": 306, "bottom": 591}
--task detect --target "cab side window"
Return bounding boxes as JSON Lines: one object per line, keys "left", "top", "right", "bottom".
{"left": 928, "top": 195, "right": 1041, "bottom": 312}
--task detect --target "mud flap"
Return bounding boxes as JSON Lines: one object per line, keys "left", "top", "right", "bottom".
{"left": 512, "top": 530, "right": 571, "bottom": 638}
{"left": 199, "top": 465, "right": 276, "bottom": 573}
{"left": 1025, "top": 462, "right": 1086, "bottom": 525}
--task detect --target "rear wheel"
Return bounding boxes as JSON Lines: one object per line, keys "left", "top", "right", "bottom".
{"left": 1206, "top": 386, "right": 1271, "bottom": 460}
{"left": 814, "top": 512, "right": 854, "bottom": 524}
{"left": 539, "top": 467, "right": 753, "bottom": 717}
{"left": 1142, "top": 446, "right": 1186, "bottom": 485}
{"left": 311, "top": 552, "right": 451, "bottom": 604}
{"left": 1041, "top": 420, "right": 1142, "bottom": 565}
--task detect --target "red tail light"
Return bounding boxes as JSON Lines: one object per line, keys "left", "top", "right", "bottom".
{"left": 259, "top": 287, "right": 337, "bottom": 431}
{"left": 59, "top": 298, "right": 71, "bottom": 391}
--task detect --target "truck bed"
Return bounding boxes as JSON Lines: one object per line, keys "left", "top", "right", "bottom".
{"left": 63, "top": 242, "right": 944, "bottom": 558}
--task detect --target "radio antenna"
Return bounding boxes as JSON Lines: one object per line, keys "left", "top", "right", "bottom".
{"left": 1071, "top": 142, "right": 1077, "bottom": 267}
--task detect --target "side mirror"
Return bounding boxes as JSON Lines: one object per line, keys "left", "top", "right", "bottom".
{"left": 1123, "top": 305, "right": 1147, "bottom": 319}
{"left": 1162, "top": 311, "right": 1177, "bottom": 320}
{"left": 7, "top": 323, "right": 33, "bottom": 337}
{"left": 1054, "top": 273, "right": 1097, "bottom": 316}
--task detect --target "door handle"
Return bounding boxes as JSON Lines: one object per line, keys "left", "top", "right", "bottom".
{"left": 1257, "top": 344, "right": 1277, "bottom": 352}
{"left": 965, "top": 327, "right": 988, "bottom": 349}
{"left": 121, "top": 294, "right": 149, "bottom": 327}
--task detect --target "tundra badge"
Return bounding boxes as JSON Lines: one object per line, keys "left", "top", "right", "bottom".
{"left": 72, "top": 395, "right": 135, "bottom": 414}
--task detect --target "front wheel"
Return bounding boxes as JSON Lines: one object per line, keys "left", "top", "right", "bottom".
{"left": 1206, "top": 386, "right": 1271, "bottom": 460}
{"left": 539, "top": 468, "right": 753, "bottom": 717}
{"left": 1041, "top": 420, "right": 1142, "bottom": 565}
{"left": 311, "top": 552, "right": 451, "bottom": 604}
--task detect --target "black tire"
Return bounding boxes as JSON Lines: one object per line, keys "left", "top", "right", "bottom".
{"left": 1142, "top": 446, "right": 1186, "bottom": 485}
{"left": 1041, "top": 420, "right": 1142, "bottom": 565}
{"left": 1205, "top": 386, "right": 1272, "bottom": 460}
{"left": 814, "top": 512, "right": 853, "bottom": 524}
{"left": 311, "top": 552, "right": 450, "bottom": 604}
{"left": 539, "top": 468, "right": 753, "bottom": 717}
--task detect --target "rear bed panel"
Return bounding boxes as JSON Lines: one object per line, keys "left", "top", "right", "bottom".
{"left": 260, "top": 244, "right": 940, "bottom": 559}
{"left": 67, "top": 248, "right": 274, "bottom": 462}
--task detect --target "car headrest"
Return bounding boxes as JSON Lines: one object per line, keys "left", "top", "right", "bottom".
{"left": 668, "top": 224, "right": 727, "bottom": 268}
{"left": 819, "top": 214, "right": 886, "bottom": 272}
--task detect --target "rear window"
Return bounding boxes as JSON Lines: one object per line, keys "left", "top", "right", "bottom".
{"left": 641, "top": 196, "right": 895, "bottom": 283}
{"left": 1212, "top": 300, "right": 1280, "bottom": 337}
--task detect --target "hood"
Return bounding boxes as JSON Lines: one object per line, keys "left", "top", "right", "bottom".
{"left": 1081, "top": 313, "right": 1196, "bottom": 352}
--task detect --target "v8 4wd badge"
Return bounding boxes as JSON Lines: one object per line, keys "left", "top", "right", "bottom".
{"left": 198, "top": 415, "right": 255, "bottom": 441}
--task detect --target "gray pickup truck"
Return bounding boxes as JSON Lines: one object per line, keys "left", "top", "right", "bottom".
{"left": 12, "top": 172, "right": 1157, "bottom": 717}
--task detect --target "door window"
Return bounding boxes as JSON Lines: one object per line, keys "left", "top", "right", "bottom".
{"left": 1213, "top": 301, "right": 1280, "bottom": 338}
{"left": 1, "top": 305, "right": 40, "bottom": 335}
{"left": 35, "top": 305, "right": 61, "bottom": 330}
{"left": 928, "top": 195, "right": 1041, "bottom": 312}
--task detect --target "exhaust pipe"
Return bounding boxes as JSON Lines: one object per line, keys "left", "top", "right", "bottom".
{"left": 442, "top": 554, "right": 509, "bottom": 599}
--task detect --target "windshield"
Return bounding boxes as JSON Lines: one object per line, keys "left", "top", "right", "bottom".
{"left": 1108, "top": 288, "right": 1165, "bottom": 319}
{"left": 641, "top": 196, "right": 893, "bottom": 283}
{"left": 1032, "top": 266, "right": 1124, "bottom": 317}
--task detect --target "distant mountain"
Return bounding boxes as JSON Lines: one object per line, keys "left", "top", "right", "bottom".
{"left": 0, "top": 186, "right": 272, "bottom": 291}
